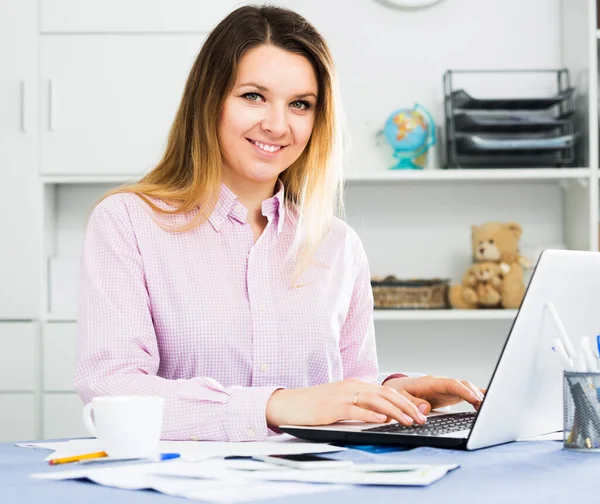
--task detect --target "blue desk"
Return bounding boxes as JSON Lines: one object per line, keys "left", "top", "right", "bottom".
{"left": 1, "top": 440, "right": 599, "bottom": 503}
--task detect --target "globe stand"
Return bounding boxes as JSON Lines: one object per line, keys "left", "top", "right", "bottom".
{"left": 391, "top": 149, "right": 428, "bottom": 170}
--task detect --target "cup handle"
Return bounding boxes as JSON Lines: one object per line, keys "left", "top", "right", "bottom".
{"left": 82, "top": 402, "right": 98, "bottom": 437}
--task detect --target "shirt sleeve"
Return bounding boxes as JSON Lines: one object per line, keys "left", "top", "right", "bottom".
{"left": 74, "top": 196, "right": 281, "bottom": 442}
{"left": 339, "top": 237, "right": 381, "bottom": 383}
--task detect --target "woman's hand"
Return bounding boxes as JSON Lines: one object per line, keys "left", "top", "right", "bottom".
{"left": 265, "top": 378, "right": 429, "bottom": 428}
{"left": 383, "top": 375, "right": 485, "bottom": 414}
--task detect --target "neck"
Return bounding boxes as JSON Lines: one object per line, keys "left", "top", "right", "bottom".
{"left": 220, "top": 174, "right": 278, "bottom": 223}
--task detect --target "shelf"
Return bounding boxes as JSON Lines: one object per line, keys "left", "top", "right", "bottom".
{"left": 345, "top": 168, "right": 591, "bottom": 183}
{"left": 373, "top": 309, "right": 518, "bottom": 321}
{"left": 43, "top": 311, "right": 518, "bottom": 323}
{"left": 44, "top": 314, "right": 76, "bottom": 323}
{"left": 41, "top": 175, "right": 140, "bottom": 184}
{"left": 41, "top": 168, "right": 592, "bottom": 185}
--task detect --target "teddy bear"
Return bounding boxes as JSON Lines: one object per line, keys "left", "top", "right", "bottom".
{"left": 449, "top": 221, "right": 527, "bottom": 309}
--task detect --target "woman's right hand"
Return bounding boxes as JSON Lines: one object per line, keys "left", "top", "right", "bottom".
{"left": 265, "top": 378, "right": 428, "bottom": 428}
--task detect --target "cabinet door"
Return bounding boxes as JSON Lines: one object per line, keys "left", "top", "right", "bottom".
{"left": 43, "top": 323, "right": 76, "bottom": 392}
{"left": 0, "top": 323, "right": 36, "bottom": 392}
{"left": 44, "top": 393, "right": 88, "bottom": 440}
{"left": 41, "top": 0, "right": 247, "bottom": 33}
{"left": 40, "top": 35, "right": 205, "bottom": 176}
{"left": 0, "top": 0, "right": 39, "bottom": 319}
{"left": 0, "top": 394, "right": 36, "bottom": 442}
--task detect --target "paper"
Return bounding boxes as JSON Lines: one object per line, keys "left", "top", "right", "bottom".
{"left": 32, "top": 461, "right": 348, "bottom": 503}
{"left": 152, "top": 459, "right": 460, "bottom": 486}
{"left": 17, "top": 434, "right": 345, "bottom": 462}
{"left": 517, "top": 431, "right": 563, "bottom": 442}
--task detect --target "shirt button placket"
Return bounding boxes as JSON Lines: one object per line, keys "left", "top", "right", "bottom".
{"left": 246, "top": 236, "right": 272, "bottom": 386}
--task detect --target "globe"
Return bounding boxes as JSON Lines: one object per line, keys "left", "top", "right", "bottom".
{"left": 382, "top": 104, "right": 436, "bottom": 169}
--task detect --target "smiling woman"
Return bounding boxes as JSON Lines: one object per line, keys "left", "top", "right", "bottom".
{"left": 74, "top": 4, "right": 483, "bottom": 443}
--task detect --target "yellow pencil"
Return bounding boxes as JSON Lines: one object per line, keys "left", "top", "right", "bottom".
{"left": 48, "top": 451, "right": 108, "bottom": 465}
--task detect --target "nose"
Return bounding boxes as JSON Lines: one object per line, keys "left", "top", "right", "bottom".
{"left": 261, "top": 104, "right": 289, "bottom": 138}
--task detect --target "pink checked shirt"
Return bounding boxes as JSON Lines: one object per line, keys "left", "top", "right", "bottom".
{"left": 75, "top": 182, "right": 399, "bottom": 442}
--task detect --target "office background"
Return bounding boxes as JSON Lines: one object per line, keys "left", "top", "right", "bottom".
{"left": 0, "top": 0, "right": 597, "bottom": 442}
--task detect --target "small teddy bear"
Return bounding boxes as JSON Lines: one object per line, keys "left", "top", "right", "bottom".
{"left": 450, "top": 221, "right": 527, "bottom": 309}
{"left": 455, "top": 261, "right": 505, "bottom": 308}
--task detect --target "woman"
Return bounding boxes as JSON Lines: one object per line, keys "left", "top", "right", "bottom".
{"left": 74, "top": 4, "right": 483, "bottom": 442}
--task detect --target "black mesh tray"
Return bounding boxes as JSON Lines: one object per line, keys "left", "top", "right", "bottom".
{"left": 455, "top": 133, "right": 578, "bottom": 153}
{"left": 453, "top": 112, "right": 574, "bottom": 132}
{"left": 445, "top": 151, "right": 573, "bottom": 168}
{"left": 451, "top": 88, "right": 575, "bottom": 110}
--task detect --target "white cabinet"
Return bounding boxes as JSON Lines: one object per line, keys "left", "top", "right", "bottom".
{"left": 41, "top": 0, "right": 247, "bottom": 33}
{"left": 0, "top": 395, "right": 36, "bottom": 442}
{"left": 43, "top": 393, "right": 87, "bottom": 439}
{"left": 0, "top": 323, "right": 37, "bottom": 392}
{"left": 43, "top": 323, "right": 76, "bottom": 392}
{"left": 0, "top": 0, "right": 39, "bottom": 319}
{"left": 40, "top": 35, "right": 205, "bottom": 176}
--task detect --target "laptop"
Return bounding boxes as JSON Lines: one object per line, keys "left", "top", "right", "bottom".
{"left": 280, "top": 249, "right": 600, "bottom": 450}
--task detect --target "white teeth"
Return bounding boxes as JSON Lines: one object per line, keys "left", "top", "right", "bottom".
{"left": 253, "top": 141, "right": 281, "bottom": 153}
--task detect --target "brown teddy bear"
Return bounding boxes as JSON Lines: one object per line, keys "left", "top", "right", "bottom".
{"left": 449, "top": 221, "right": 527, "bottom": 309}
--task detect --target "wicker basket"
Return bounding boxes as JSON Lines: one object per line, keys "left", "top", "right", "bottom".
{"left": 371, "top": 276, "right": 450, "bottom": 309}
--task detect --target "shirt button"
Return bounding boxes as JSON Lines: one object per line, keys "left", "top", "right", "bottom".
{"left": 234, "top": 204, "right": 243, "bottom": 214}
{"left": 190, "top": 435, "right": 199, "bottom": 441}
{"left": 260, "top": 363, "right": 269, "bottom": 372}
{"left": 247, "top": 428, "right": 256, "bottom": 438}
{"left": 258, "top": 304, "right": 266, "bottom": 312}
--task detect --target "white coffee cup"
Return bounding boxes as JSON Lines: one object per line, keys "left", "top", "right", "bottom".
{"left": 82, "top": 396, "right": 164, "bottom": 458}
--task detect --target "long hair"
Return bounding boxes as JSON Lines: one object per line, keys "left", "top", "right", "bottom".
{"left": 99, "top": 4, "right": 346, "bottom": 279}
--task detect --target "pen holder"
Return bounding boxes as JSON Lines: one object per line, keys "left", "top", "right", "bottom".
{"left": 564, "top": 371, "right": 600, "bottom": 451}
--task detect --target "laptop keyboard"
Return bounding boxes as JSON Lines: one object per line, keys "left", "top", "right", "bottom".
{"left": 362, "top": 412, "right": 477, "bottom": 436}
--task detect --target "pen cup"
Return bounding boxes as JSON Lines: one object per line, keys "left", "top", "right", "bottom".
{"left": 563, "top": 372, "right": 600, "bottom": 451}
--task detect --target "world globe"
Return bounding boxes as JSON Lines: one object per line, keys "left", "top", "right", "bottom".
{"left": 382, "top": 104, "right": 436, "bottom": 169}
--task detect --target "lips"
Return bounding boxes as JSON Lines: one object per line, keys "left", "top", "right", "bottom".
{"left": 247, "top": 138, "right": 287, "bottom": 154}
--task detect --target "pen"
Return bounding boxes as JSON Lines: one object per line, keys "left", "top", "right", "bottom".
{"left": 552, "top": 338, "right": 574, "bottom": 371}
{"left": 78, "top": 453, "right": 181, "bottom": 465}
{"left": 546, "top": 303, "right": 577, "bottom": 361}
{"left": 596, "top": 334, "right": 600, "bottom": 359}
{"left": 48, "top": 451, "right": 108, "bottom": 465}
{"left": 580, "top": 337, "right": 599, "bottom": 373}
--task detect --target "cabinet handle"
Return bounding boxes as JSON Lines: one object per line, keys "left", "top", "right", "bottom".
{"left": 20, "top": 80, "right": 28, "bottom": 133}
{"left": 48, "top": 79, "right": 56, "bottom": 131}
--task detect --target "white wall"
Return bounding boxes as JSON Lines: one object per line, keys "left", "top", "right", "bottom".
{"left": 282, "top": 0, "right": 561, "bottom": 173}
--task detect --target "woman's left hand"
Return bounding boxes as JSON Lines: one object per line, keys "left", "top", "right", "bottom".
{"left": 383, "top": 375, "right": 486, "bottom": 415}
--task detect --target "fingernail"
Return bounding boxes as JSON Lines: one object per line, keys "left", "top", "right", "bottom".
{"left": 402, "top": 414, "right": 414, "bottom": 424}
{"left": 417, "top": 412, "right": 427, "bottom": 423}
{"left": 374, "top": 413, "right": 387, "bottom": 422}
{"left": 418, "top": 404, "right": 428, "bottom": 414}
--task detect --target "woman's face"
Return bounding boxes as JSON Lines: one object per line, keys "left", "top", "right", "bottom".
{"left": 217, "top": 44, "right": 318, "bottom": 189}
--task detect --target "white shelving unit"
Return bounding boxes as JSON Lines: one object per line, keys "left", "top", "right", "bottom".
{"left": 1, "top": 0, "right": 598, "bottom": 441}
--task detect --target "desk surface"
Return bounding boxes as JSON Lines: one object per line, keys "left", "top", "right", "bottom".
{"left": 1, "top": 439, "right": 599, "bottom": 503}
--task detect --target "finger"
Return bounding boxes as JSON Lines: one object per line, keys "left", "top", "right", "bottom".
{"left": 461, "top": 380, "right": 484, "bottom": 402}
{"left": 398, "top": 389, "right": 432, "bottom": 415}
{"left": 342, "top": 405, "right": 389, "bottom": 424}
{"left": 381, "top": 387, "right": 428, "bottom": 424}
{"left": 360, "top": 390, "right": 426, "bottom": 425}
{"left": 444, "top": 379, "right": 481, "bottom": 406}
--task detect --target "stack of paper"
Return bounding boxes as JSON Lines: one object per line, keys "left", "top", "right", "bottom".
{"left": 23, "top": 435, "right": 460, "bottom": 502}
{"left": 18, "top": 434, "right": 345, "bottom": 462}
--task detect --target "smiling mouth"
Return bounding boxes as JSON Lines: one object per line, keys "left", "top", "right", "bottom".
{"left": 247, "top": 138, "right": 287, "bottom": 153}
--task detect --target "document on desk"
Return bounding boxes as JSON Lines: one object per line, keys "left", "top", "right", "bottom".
{"left": 152, "top": 459, "right": 460, "bottom": 486}
{"left": 32, "top": 461, "right": 349, "bottom": 503}
{"left": 17, "top": 434, "right": 345, "bottom": 462}
{"left": 32, "top": 458, "right": 459, "bottom": 500}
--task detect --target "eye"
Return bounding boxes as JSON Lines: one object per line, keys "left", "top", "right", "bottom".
{"left": 241, "top": 92, "right": 264, "bottom": 103}
{"left": 290, "top": 100, "right": 312, "bottom": 111}
{"left": 489, "top": 239, "right": 494, "bottom": 244}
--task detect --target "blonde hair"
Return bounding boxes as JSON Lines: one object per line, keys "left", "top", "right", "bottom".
{"left": 99, "top": 5, "right": 345, "bottom": 279}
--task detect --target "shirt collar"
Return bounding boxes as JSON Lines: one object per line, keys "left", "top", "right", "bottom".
{"left": 207, "top": 180, "right": 286, "bottom": 235}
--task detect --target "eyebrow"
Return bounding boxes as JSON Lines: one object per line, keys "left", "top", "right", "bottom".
{"left": 237, "top": 82, "right": 318, "bottom": 100}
